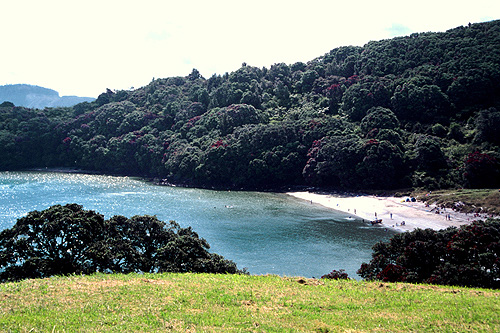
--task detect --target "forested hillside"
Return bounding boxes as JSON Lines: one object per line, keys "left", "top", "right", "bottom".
{"left": 1, "top": 20, "right": 500, "bottom": 190}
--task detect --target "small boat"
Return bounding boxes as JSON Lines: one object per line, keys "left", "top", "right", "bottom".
{"left": 371, "top": 219, "right": 383, "bottom": 225}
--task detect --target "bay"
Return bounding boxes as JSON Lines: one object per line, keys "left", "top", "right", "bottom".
{"left": 0, "top": 171, "right": 395, "bottom": 278}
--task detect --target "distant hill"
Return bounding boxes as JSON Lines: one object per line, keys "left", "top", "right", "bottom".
{"left": 0, "top": 84, "right": 95, "bottom": 108}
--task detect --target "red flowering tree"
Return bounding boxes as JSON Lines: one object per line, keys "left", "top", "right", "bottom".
{"left": 462, "top": 151, "right": 500, "bottom": 188}
{"left": 358, "top": 220, "right": 500, "bottom": 288}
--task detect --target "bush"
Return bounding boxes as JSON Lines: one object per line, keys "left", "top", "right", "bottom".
{"left": 0, "top": 204, "right": 243, "bottom": 282}
{"left": 357, "top": 219, "right": 500, "bottom": 288}
{"left": 321, "top": 269, "right": 350, "bottom": 280}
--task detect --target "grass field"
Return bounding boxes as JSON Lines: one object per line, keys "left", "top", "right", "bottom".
{"left": 414, "top": 188, "right": 500, "bottom": 215}
{"left": 1, "top": 273, "right": 499, "bottom": 332}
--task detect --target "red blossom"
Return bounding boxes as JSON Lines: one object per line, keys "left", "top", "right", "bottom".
{"left": 326, "top": 83, "right": 341, "bottom": 91}
{"left": 466, "top": 151, "right": 496, "bottom": 165}
{"left": 309, "top": 119, "right": 321, "bottom": 129}
{"left": 365, "top": 139, "right": 379, "bottom": 146}
{"left": 345, "top": 75, "right": 360, "bottom": 86}
{"left": 186, "top": 115, "right": 202, "bottom": 128}
{"left": 211, "top": 139, "right": 228, "bottom": 148}
{"left": 306, "top": 139, "right": 322, "bottom": 158}
{"left": 143, "top": 112, "right": 158, "bottom": 120}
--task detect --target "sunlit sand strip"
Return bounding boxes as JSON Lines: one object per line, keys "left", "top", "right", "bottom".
{"left": 287, "top": 192, "right": 477, "bottom": 232}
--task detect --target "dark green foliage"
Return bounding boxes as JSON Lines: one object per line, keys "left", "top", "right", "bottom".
{"left": 321, "top": 269, "right": 350, "bottom": 280}
{"left": 303, "top": 135, "right": 405, "bottom": 189}
{"left": 357, "top": 219, "right": 500, "bottom": 289}
{"left": 1, "top": 20, "right": 500, "bottom": 190}
{"left": 0, "top": 204, "right": 242, "bottom": 282}
{"left": 303, "top": 135, "right": 364, "bottom": 188}
{"left": 360, "top": 106, "right": 400, "bottom": 135}
{"left": 340, "top": 82, "right": 376, "bottom": 121}
{"left": 391, "top": 83, "right": 451, "bottom": 122}
{"left": 462, "top": 151, "right": 500, "bottom": 188}
{"left": 0, "top": 204, "right": 107, "bottom": 281}
{"left": 0, "top": 101, "right": 14, "bottom": 108}
{"left": 474, "top": 108, "right": 500, "bottom": 146}
{"left": 413, "top": 135, "right": 448, "bottom": 174}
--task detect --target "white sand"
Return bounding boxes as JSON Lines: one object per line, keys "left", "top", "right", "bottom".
{"left": 287, "top": 191, "right": 481, "bottom": 232}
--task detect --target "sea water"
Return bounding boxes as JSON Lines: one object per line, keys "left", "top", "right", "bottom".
{"left": 0, "top": 171, "right": 395, "bottom": 278}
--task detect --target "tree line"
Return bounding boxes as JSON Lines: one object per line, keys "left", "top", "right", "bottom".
{"left": 1, "top": 20, "right": 500, "bottom": 190}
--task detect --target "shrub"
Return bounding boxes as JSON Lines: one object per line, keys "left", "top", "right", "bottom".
{"left": 321, "top": 269, "right": 350, "bottom": 280}
{"left": 357, "top": 219, "right": 500, "bottom": 288}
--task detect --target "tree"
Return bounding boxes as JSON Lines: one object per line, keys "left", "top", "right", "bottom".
{"left": 340, "top": 83, "right": 375, "bottom": 121}
{"left": 0, "top": 101, "right": 14, "bottom": 108}
{"left": 413, "top": 135, "right": 448, "bottom": 175}
{"left": 360, "top": 106, "right": 400, "bottom": 135}
{"left": 448, "top": 122, "right": 465, "bottom": 142}
{"left": 447, "top": 69, "right": 496, "bottom": 110}
{"left": 474, "top": 108, "right": 500, "bottom": 146}
{"left": 462, "top": 151, "right": 500, "bottom": 188}
{"left": 187, "top": 68, "right": 203, "bottom": 81}
{"left": 321, "top": 269, "right": 350, "bottom": 280}
{"left": 0, "top": 204, "right": 107, "bottom": 281}
{"left": 303, "top": 135, "right": 365, "bottom": 188}
{"left": 0, "top": 204, "right": 242, "bottom": 282}
{"left": 357, "top": 219, "right": 500, "bottom": 288}
{"left": 356, "top": 139, "right": 406, "bottom": 189}
{"left": 428, "top": 220, "right": 500, "bottom": 288}
{"left": 391, "top": 83, "right": 450, "bottom": 122}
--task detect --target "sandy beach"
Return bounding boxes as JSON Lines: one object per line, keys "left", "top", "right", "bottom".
{"left": 287, "top": 191, "right": 482, "bottom": 232}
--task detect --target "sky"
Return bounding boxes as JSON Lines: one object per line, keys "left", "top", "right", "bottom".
{"left": 1, "top": 0, "right": 499, "bottom": 98}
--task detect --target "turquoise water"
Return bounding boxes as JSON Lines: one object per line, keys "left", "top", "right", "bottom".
{"left": 0, "top": 171, "right": 395, "bottom": 278}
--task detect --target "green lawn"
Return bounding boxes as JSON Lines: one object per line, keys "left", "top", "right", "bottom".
{"left": 413, "top": 188, "right": 500, "bottom": 215}
{"left": 1, "top": 273, "right": 499, "bottom": 332}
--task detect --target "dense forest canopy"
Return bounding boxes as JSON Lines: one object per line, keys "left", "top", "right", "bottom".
{"left": 1, "top": 20, "right": 500, "bottom": 190}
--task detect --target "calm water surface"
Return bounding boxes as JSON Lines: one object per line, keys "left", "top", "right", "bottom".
{"left": 0, "top": 171, "right": 395, "bottom": 278}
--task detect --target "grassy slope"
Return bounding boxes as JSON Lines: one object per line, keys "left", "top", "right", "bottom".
{"left": 412, "top": 189, "right": 500, "bottom": 215}
{"left": 1, "top": 273, "right": 499, "bottom": 332}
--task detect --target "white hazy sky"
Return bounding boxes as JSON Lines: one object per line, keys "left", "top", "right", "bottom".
{"left": 1, "top": 0, "right": 499, "bottom": 97}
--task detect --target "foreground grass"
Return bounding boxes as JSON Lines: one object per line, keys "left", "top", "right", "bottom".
{"left": 1, "top": 273, "right": 499, "bottom": 332}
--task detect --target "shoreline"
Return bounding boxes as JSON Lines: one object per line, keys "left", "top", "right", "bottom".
{"left": 11, "top": 169, "right": 491, "bottom": 232}
{"left": 287, "top": 191, "right": 482, "bottom": 232}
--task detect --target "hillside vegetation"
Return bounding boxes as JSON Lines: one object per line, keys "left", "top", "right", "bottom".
{"left": 1, "top": 20, "right": 500, "bottom": 191}
{"left": 413, "top": 188, "right": 500, "bottom": 215}
{"left": 1, "top": 273, "right": 499, "bottom": 332}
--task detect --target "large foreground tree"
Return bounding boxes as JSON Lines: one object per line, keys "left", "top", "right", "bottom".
{"left": 357, "top": 219, "right": 500, "bottom": 289}
{"left": 0, "top": 204, "right": 242, "bottom": 282}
